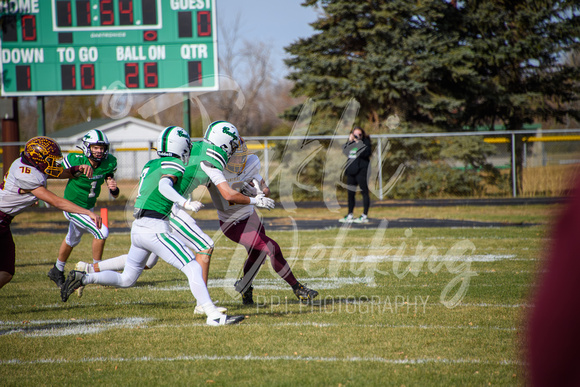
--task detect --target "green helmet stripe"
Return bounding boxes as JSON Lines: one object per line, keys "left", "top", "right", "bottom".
{"left": 162, "top": 126, "right": 175, "bottom": 151}
{"left": 95, "top": 130, "right": 104, "bottom": 142}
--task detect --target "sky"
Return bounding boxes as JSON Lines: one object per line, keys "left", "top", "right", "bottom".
{"left": 215, "top": 1, "right": 320, "bottom": 78}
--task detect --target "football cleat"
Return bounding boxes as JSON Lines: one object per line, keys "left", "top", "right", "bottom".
{"left": 61, "top": 270, "right": 86, "bottom": 302}
{"left": 293, "top": 283, "right": 319, "bottom": 302}
{"left": 206, "top": 314, "right": 245, "bottom": 326}
{"left": 353, "top": 214, "right": 369, "bottom": 224}
{"left": 47, "top": 265, "right": 65, "bottom": 288}
{"left": 194, "top": 305, "right": 227, "bottom": 315}
{"left": 74, "top": 262, "right": 90, "bottom": 298}
{"left": 339, "top": 214, "right": 354, "bottom": 223}
{"left": 75, "top": 261, "right": 90, "bottom": 272}
{"left": 235, "top": 278, "right": 254, "bottom": 305}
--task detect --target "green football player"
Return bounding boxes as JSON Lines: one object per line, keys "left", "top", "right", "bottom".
{"left": 48, "top": 130, "right": 119, "bottom": 288}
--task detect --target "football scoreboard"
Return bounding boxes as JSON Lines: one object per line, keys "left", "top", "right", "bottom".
{"left": 0, "top": 0, "right": 218, "bottom": 96}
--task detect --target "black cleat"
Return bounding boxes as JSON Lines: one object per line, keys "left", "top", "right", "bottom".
{"left": 206, "top": 314, "right": 245, "bottom": 326}
{"left": 235, "top": 278, "right": 254, "bottom": 305}
{"left": 293, "top": 283, "right": 319, "bottom": 302}
{"left": 241, "top": 287, "right": 254, "bottom": 305}
{"left": 48, "top": 265, "right": 65, "bottom": 288}
{"left": 60, "top": 270, "right": 86, "bottom": 302}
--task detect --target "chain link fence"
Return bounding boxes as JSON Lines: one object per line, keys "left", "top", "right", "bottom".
{"left": 2, "top": 129, "right": 579, "bottom": 203}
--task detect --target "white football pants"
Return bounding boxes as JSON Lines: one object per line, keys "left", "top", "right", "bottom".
{"left": 84, "top": 217, "right": 212, "bottom": 305}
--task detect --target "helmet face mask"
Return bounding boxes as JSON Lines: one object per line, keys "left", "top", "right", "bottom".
{"left": 81, "top": 130, "right": 109, "bottom": 161}
{"left": 157, "top": 126, "right": 192, "bottom": 164}
{"left": 204, "top": 121, "right": 241, "bottom": 161}
{"left": 225, "top": 139, "right": 248, "bottom": 174}
{"left": 23, "top": 136, "right": 64, "bottom": 177}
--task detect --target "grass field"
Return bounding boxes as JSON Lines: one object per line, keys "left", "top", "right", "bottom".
{"left": 0, "top": 205, "right": 554, "bottom": 386}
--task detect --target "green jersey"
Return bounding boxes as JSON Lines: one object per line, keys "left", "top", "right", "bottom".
{"left": 178, "top": 141, "right": 228, "bottom": 196}
{"left": 62, "top": 153, "right": 118, "bottom": 209}
{"left": 134, "top": 157, "right": 186, "bottom": 216}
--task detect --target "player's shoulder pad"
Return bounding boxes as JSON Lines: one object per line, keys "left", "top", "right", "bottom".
{"left": 14, "top": 165, "right": 44, "bottom": 187}
{"left": 107, "top": 155, "right": 118, "bottom": 169}
{"left": 245, "top": 154, "right": 261, "bottom": 174}
{"left": 160, "top": 158, "right": 186, "bottom": 173}
{"left": 70, "top": 153, "right": 85, "bottom": 161}
{"left": 204, "top": 143, "right": 227, "bottom": 171}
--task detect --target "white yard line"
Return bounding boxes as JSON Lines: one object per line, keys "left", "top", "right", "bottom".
{"left": 0, "top": 317, "right": 152, "bottom": 337}
{"left": 0, "top": 318, "right": 517, "bottom": 338}
{"left": 0, "top": 354, "right": 522, "bottom": 366}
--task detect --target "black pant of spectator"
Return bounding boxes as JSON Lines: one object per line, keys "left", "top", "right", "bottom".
{"left": 346, "top": 171, "right": 369, "bottom": 215}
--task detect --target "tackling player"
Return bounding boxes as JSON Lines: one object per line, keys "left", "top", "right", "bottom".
{"left": 0, "top": 136, "right": 101, "bottom": 289}
{"left": 207, "top": 141, "right": 319, "bottom": 304}
{"left": 48, "top": 130, "right": 119, "bottom": 288}
{"left": 60, "top": 125, "right": 257, "bottom": 326}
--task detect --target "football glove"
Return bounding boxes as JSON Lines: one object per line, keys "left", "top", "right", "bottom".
{"left": 241, "top": 181, "right": 259, "bottom": 197}
{"left": 254, "top": 194, "right": 275, "bottom": 210}
{"left": 183, "top": 199, "right": 204, "bottom": 212}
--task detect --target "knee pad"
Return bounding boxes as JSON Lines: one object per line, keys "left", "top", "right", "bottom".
{"left": 119, "top": 263, "right": 143, "bottom": 287}
{"left": 98, "top": 225, "right": 109, "bottom": 240}
{"left": 181, "top": 260, "right": 203, "bottom": 281}
{"left": 65, "top": 232, "right": 82, "bottom": 247}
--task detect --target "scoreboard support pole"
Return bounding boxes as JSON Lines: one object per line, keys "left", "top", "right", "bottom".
{"left": 183, "top": 93, "right": 191, "bottom": 136}
{"left": 37, "top": 97, "right": 45, "bottom": 136}
{"left": 1, "top": 98, "right": 20, "bottom": 171}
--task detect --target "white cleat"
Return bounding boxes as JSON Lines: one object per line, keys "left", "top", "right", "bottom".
{"left": 206, "top": 314, "right": 245, "bottom": 326}
{"left": 194, "top": 305, "right": 227, "bottom": 314}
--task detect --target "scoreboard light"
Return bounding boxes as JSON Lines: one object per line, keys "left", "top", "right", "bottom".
{"left": 0, "top": 0, "right": 218, "bottom": 96}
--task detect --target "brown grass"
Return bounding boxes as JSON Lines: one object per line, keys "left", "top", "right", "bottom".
{"left": 521, "top": 164, "right": 580, "bottom": 197}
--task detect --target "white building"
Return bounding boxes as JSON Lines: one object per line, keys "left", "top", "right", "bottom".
{"left": 52, "top": 117, "right": 164, "bottom": 179}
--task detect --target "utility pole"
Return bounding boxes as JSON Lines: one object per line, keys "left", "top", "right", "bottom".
{"left": 1, "top": 98, "right": 20, "bottom": 175}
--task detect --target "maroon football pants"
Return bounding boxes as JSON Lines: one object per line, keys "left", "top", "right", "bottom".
{"left": 0, "top": 210, "right": 16, "bottom": 276}
{"left": 220, "top": 211, "right": 297, "bottom": 286}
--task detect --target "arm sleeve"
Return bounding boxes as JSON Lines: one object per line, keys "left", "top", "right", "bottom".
{"left": 62, "top": 153, "right": 74, "bottom": 169}
{"left": 343, "top": 140, "right": 356, "bottom": 156}
{"left": 158, "top": 177, "right": 187, "bottom": 207}
{"left": 200, "top": 162, "right": 227, "bottom": 186}
{"left": 360, "top": 137, "right": 373, "bottom": 159}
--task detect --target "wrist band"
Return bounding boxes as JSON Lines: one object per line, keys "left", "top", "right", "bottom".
{"left": 109, "top": 187, "right": 120, "bottom": 196}
{"left": 249, "top": 197, "right": 257, "bottom": 205}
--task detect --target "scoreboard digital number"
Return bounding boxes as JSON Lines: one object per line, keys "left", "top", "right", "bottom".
{"left": 0, "top": 0, "right": 218, "bottom": 96}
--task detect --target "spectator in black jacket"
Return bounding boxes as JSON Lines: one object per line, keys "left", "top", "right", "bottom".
{"left": 340, "top": 126, "right": 372, "bottom": 223}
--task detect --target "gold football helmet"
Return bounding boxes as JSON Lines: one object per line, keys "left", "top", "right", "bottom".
{"left": 23, "top": 136, "right": 64, "bottom": 177}
{"left": 225, "top": 138, "right": 248, "bottom": 174}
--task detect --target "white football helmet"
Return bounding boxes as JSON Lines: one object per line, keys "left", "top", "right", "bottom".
{"left": 203, "top": 121, "right": 241, "bottom": 160}
{"left": 80, "top": 129, "right": 109, "bottom": 161}
{"left": 157, "top": 126, "right": 192, "bottom": 164}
